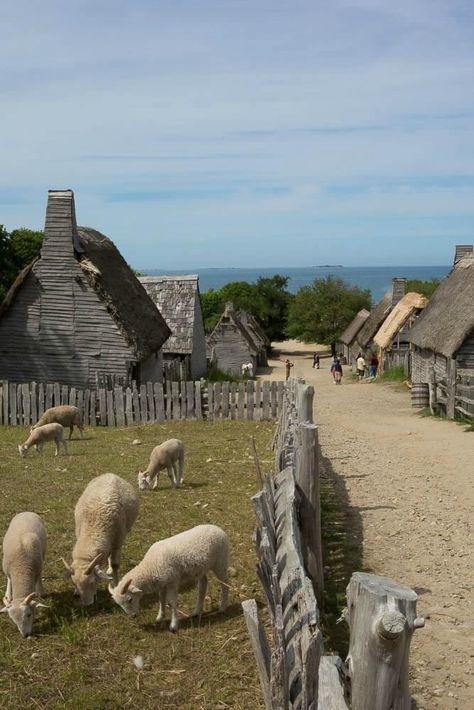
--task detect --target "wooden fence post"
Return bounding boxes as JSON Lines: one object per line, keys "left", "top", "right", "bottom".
{"left": 296, "top": 382, "right": 314, "bottom": 423}
{"left": 446, "top": 357, "right": 457, "bottom": 419}
{"left": 241, "top": 600, "right": 272, "bottom": 710}
{"left": 346, "top": 572, "right": 424, "bottom": 710}
{"left": 295, "top": 422, "right": 324, "bottom": 599}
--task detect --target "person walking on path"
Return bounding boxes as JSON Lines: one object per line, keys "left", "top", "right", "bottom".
{"left": 330, "top": 356, "right": 338, "bottom": 383}
{"left": 334, "top": 358, "right": 343, "bottom": 384}
{"left": 368, "top": 353, "right": 379, "bottom": 378}
{"left": 356, "top": 352, "right": 366, "bottom": 381}
{"left": 285, "top": 359, "right": 294, "bottom": 380}
{"left": 312, "top": 353, "right": 320, "bottom": 369}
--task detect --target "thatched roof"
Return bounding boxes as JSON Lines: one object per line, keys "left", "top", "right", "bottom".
{"left": 356, "top": 293, "right": 392, "bottom": 349}
{"left": 75, "top": 227, "right": 171, "bottom": 359}
{"left": 339, "top": 309, "right": 370, "bottom": 345}
{"left": 374, "top": 292, "right": 428, "bottom": 350}
{"left": 409, "top": 255, "right": 474, "bottom": 357}
{"left": 139, "top": 275, "right": 200, "bottom": 354}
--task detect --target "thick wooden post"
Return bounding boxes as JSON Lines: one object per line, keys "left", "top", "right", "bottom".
{"left": 446, "top": 357, "right": 457, "bottom": 419}
{"left": 241, "top": 599, "right": 272, "bottom": 710}
{"left": 346, "top": 572, "right": 424, "bottom": 710}
{"left": 296, "top": 383, "right": 314, "bottom": 423}
{"left": 294, "top": 422, "right": 324, "bottom": 598}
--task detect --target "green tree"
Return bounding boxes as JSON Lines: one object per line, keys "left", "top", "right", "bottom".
{"left": 0, "top": 226, "right": 44, "bottom": 302}
{"left": 287, "top": 275, "right": 371, "bottom": 349}
{"left": 405, "top": 278, "right": 440, "bottom": 299}
{"left": 0, "top": 225, "right": 16, "bottom": 302}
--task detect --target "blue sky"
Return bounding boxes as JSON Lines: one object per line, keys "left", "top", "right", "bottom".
{"left": 1, "top": 0, "right": 474, "bottom": 268}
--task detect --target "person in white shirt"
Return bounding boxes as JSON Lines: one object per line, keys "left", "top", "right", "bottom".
{"left": 356, "top": 353, "right": 366, "bottom": 381}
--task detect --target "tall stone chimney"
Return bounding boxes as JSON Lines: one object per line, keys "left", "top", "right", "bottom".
{"left": 391, "top": 278, "right": 406, "bottom": 308}
{"left": 454, "top": 244, "right": 473, "bottom": 266}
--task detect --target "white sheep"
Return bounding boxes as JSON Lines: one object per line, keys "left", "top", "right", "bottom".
{"left": 1, "top": 512, "right": 48, "bottom": 637}
{"left": 137, "top": 438, "right": 185, "bottom": 491}
{"left": 62, "top": 473, "right": 139, "bottom": 605}
{"left": 32, "top": 405, "right": 84, "bottom": 440}
{"left": 18, "top": 422, "right": 68, "bottom": 457}
{"left": 109, "top": 524, "right": 229, "bottom": 631}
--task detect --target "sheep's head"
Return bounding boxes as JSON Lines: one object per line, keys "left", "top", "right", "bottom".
{"left": 18, "top": 444, "right": 28, "bottom": 457}
{"left": 137, "top": 471, "right": 151, "bottom": 491}
{"left": 109, "top": 578, "right": 143, "bottom": 617}
{"left": 62, "top": 555, "right": 112, "bottom": 606}
{"left": 0, "top": 593, "right": 47, "bottom": 637}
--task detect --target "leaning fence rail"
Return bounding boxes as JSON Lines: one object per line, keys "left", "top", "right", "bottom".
{"left": 243, "top": 379, "right": 424, "bottom": 709}
{"left": 0, "top": 379, "right": 285, "bottom": 426}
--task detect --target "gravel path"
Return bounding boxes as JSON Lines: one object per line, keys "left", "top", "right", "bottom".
{"left": 260, "top": 341, "right": 473, "bottom": 709}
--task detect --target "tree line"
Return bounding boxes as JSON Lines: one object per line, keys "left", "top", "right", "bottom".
{"left": 0, "top": 226, "right": 44, "bottom": 301}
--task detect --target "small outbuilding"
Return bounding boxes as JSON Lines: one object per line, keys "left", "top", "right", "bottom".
{"left": 338, "top": 308, "right": 370, "bottom": 365}
{"left": 409, "top": 249, "right": 474, "bottom": 418}
{"left": 139, "top": 275, "right": 207, "bottom": 380}
{"left": 0, "top": 190, "right": 171, "bottom": 387}
{"left": 373, "top": 292, "right": 428, "bottom": 375}
{"left": 207, "top": 302, "right": 268, "bottom": 376}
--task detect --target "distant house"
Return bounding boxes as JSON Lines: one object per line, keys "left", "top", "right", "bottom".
{"left": 207, "top": 302, "right": 268, "bottom": 376}
{"left": 0, "top": 190, "right": 171, "bottom": 387}
{"left": 409, "top": 248, "right": 474, "bottom": 418}
{"left": 373, "top": 292, "right": 428, "bottom": 375}
{"left": 139, "top": 275, "right": 207, "bottom": 380}
{"left": 338, "top": 309, "right": 370, "bottom": 365}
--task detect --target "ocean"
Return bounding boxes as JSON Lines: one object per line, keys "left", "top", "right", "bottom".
{"left": 143, "top": 265, "right": 450, "bottom": 302}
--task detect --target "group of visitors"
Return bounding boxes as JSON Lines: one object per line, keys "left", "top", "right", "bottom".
{"left": 356, "top": 352, "right": 379, "bottom": 381}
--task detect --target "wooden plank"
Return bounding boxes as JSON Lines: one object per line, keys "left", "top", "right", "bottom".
{"left": 180, "top": 380, "right": 187, "bottom": 419}
{"left": 99, "top": 388, "right": 107, "bottom": 426}
{"left": 140, "top": 384, "right": 148, "bottom": 424}
{"left": 255, "top": 380, "right": 261, "bottom": 421}
{"left": 17, "top": 385, "right": 22, "bottom": 424}
{"left": 246, "top": 380, "right": 255, "bottom": 420}
{"left": 45, "top": 383, "right": 53, "bottom": 411}
{"left": 132, "top": 385, "right": 141, "bottom": 424}
{"left": 195, "top": 380, "right": 203, "bottom": 419}
{"left": 114, "top": 386, "right": 125, "bottom": 427}
{"left": 230, "top": 382, "right": 237, "bottom": 420}
{"left": 270, "top": 382, "right": 278, "bottom": 419}
{"left": 22, "top": 383, "right": 30, "bottom": 425}
{"left": 165, "top": 380, "right": 172, "bottom": 420}
{"left": 38, "top": 383, "right": 45, "bottom": 419}
{"left": 186, "top": 381, "right": 195, "bottom": 419}
{"left": 2, "top": 381, "right": 8, "bottom": 425}
{"left": 262, "top": 381, "right": 270, "bottom": 420}
{"left": 61, "top": 384, "right": 69, "bottom": 405}
{"left": 106, "top": 389, "right": 115, "bottom": 427}
{"left": 221, "top": 382, "right": 230, "bottom": 419}
{"left": 318, "top": 657, "right": 349, "bottom": 710}
{"left": 83, "top": 389, "right": 90, "bottom": 426}
{"left": 54, "top": 382, "right": 61, "bottom": 407}
{"left": 213, "top": 382, "right": 222, "bottom": 419}
{"left": 30, "top": 382, "right": 38, "bottom": 425}
{"left": 207, "top": 382, "right": 214, "bottom": 421}
{"left": 241, "top": 599, "right": 272, "bottom": 710}
{"left": 125, "top": 387, "right": 133, "bottom": 426}
{"left": 89, "top": 390, "right": 96, "bottom": 427}
{"left": 10, "top": 383, "right": 17, "bottom": 425}
{"left": 172, "top": 381, "right": 180, "bottom": 420}
{"left": 154, "top": 382, "right": 165, "bottom": 422}
{"left": 146, "top": 382, "right": 155, "bottom": 421}
{"left": 277, "top": 381, "right": 284, "bottom": 413}
{"left": 237, "top": 382, "right": 245, "bottom": 419}
{"left": 69, "top": 387, "right": 77, "bottom": 407}
{"left": 76, "top": 390, "right": 84, "bottom": 423}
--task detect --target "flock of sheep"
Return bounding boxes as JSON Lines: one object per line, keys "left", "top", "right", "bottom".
{"left": 2, "top": 405, "right": 230, "bottom": 638}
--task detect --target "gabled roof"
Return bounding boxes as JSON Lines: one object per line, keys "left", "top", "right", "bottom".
{"left": 374, "top": 293, "right": 428, "bottom": 350}
{"left": 339, "top": 309, "right": 370, "bottom": 345}
{"left": 409, "top": 255, "right": 474, "bottom": 357}
{"left": 139, "top": 275, "right": 200, "bottom": 354}
{"left": 356, "top": 293, "right": 392, "bottom": 349}
{"left": 207, "top": 303, "right": 259, "bottom": 356}
{"left": 237, "top": 310, "right": 270, "bottom": 349}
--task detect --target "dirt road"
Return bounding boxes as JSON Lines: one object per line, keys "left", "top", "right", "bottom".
{"left": 260, "top": 341, "right": 473, "bottom": 709}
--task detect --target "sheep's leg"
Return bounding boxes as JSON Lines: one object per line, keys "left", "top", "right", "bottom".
{"left": 4, "top": 577, "right": 12, "bottom": 603}
{"left": 167, "top": 586, "right": 180, "bottom": 632}
{"left": 152, "top": 473, "right": 159, "bottom": 490}
{"left": 155, "top": 588, "right": 167, "bottom": 623}
{"left": 192, "top": 575, "right": 207, "bottom": 617}
{"left": 172, "top": 462, "right": 180, "bottom": 488}
{"left": 69, "top": 425, "right": 73, "bottom": 440}
{"left": 215, "top": 564, "right": 229, "bottom": 611}
{"left": 54, "top": 439, "right": 60, "bottom": 456}
{"left": 109, "top": 549, "right": 121, "bottom": 585}
{"left": 167, "top": 464, "right": 177, "bottom": 489}
{"left": 79, "top": 425, "right": 84, "bottom": 439}
{"left": 178, "top": 454, "right": 184, "bottom": 485}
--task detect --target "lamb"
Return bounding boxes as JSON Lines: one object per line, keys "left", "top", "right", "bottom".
{"left": 62, "top": 473, "right": 139, "bottom": 605}
{"left": 137, "top": 438, "right": 185, "bottom": 491}
{"left": 109, "top": 524, "right": 229, "bottom": 631}
{"left": 32, "top": 405, "right": 84, "bottom": 440}
{"left": 18, "top": 422, "right": 68, "bottom": 457}
{"left": 1, "top": 512, "right": 48, "bottom": 637}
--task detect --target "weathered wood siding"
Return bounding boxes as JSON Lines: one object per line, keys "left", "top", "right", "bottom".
{"left": 190, "top": 294, "right": 208, "bottom": 378}
{"left": 456, "top": 331, "right": 474, "bottom": 368}
{"left": 210, "top": 322, "right": 255, "bottom": 376}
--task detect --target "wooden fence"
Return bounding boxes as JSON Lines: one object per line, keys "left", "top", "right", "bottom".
{"left": 0, "top": 379, "right": 284, "bottom": 427}
{"left": 428, "top": 367, "right": 474, "bottom": 419}
{"left": 243, "top": 379, "right": 425, "bottom": 709}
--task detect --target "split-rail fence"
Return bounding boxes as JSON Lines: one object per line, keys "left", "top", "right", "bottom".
{"left": 0, "top": 379, "right": 285, "bottom": 427}
{"left": 243, "top": 379, "right": 426, "bottom": 709}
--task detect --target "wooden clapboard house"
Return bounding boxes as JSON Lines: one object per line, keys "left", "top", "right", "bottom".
{"left": 207, "top": 302, "right": 267, "bottom": 376}
{"left": 409, "top": 246, "right": 474, "bottom": 418}
{"left": 373, "top": 292, "right": 428, "bottom": 374}
{"left": 0, "top": 190, "right": 170, "bottom": 388}
{"left": 139, "top": 274, "right": 207, "bottom": 380}
{"left": 338, "top": 309, "right": 370, "bottom": 365}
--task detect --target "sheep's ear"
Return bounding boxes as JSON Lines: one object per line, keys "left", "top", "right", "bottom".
{"left": 130, "top": 584, "right": 143, "bottom": 594}
{"left": 95, "top": 566, "right": 113, "bottom": 581}
{"left": 121, "top": 579, "right": 132, "bottom": 593}
{"left": 61, "top": 557, "right": 73, "bottom": 574}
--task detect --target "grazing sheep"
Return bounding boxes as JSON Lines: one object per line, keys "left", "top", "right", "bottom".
{"left": 109, "top": 524, "right": 229, "bottom": 631}
{"left": 18, "top": 422, "right": 68, "bottom": 457}
{"left": 32, "top": 405, "right": 84, "bottom": 440}
{"left": 62, "top": 473, "right": 139, "bottom": 605}
{"left": 1, "top": 512, "right": 48, "bottom": 637}
{"left": 137, "top": 439, "right": 185, "bottom": 491}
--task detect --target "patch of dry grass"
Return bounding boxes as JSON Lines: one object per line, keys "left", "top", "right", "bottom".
{"left": 0, "top": 420, "right": 274, "bottom": 709}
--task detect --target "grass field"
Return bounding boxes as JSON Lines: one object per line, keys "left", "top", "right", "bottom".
{"left": 0, "top": 420, "right": 274, "bottom": 709}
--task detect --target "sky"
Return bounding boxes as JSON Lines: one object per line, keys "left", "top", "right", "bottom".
{"left": 1, "top": 0, "right": 474, "bottom": 268}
